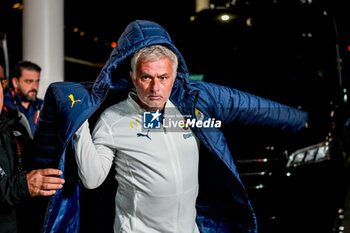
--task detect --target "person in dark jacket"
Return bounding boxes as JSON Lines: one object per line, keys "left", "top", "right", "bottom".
{"left": 0, "top": 78, "right": 65, "bottom": 233}
{"left": 33, "top": 20, "right": 308, "bottom": 233}
{"left": 0, "top": 65, "right": 8, "bottom": 90}
{"left": 4, "top": 61, "right": 43, "bottom": 136}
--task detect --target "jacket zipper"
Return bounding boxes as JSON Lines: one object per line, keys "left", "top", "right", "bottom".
{"left": 163, "top": 128, "right": 183, "bottom": 232}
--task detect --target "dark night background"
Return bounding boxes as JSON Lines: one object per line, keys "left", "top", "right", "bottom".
{"left": 2, "top": 0, "right": 350, "bottom": 233}
{"left": 1, "top": 0, "right": 349, "bottom": 84}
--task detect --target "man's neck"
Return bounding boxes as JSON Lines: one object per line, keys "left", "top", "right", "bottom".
{"left": 21, "top": 101, "right": 30, "bottom": 109}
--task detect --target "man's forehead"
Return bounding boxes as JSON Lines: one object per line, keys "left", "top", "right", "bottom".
{"left": 20, "top": 69, "right": 40, "bottom": 78}
{"left": 139, "top": 71, "right": 170, "bottom": 76}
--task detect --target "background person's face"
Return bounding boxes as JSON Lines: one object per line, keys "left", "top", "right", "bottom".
{"left": 131, "top": 57, "right": 176, "bottom": 111}
{"left": 12, "top": 69, "right": 40, "bottom": 101}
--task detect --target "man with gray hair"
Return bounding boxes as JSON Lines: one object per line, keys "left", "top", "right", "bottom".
{"left": 74, "top": 44, "right": 201, "bottom": 232}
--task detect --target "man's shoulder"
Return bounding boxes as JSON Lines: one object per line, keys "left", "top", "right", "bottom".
{"left": 98, "top": 97, "right": 139, "bottom": 127}
{"left": 0, "top": 106, "right": 18, "bottom": 123}
{"left": 3, "top": 90, "right": 15, "bottom": 106}
{"left": 102, "top": 98, "right": 130, "bottom": 117}
{"left": 0, "top": 107, "right": 30, "bottom": 137}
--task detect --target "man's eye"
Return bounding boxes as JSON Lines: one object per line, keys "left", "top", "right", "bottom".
{"left": 142, "top": 76, "right": 151, "bottom": 80}
{"left": 160, "top": 76, "right": 168, "bottom": 80}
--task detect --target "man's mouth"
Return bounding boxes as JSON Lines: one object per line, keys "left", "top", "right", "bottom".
{"left": 149, "top": 95, "right": 161, "bottom": 99}
{"left": 28, "top": 90, "right": 37, "bottom": 95}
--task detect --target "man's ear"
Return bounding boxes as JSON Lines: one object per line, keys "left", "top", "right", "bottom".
{"left": 2, "top": 79, "right": 8, "bottom": 89}
{"left": 12, "top": 77, "right": 19, "bottom": 90}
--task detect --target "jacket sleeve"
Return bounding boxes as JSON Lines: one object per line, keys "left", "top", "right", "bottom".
{"left": 196, "top": 81, "right": 308, "bottom": 132}
{"left": 0, "top": 172, "right": 30, "bottom": 209}
{"left": 0, "top": 112, "right": 32, "bottom": 209}
{"left": 74, "top": 119, "right": 114, "bottom": 189}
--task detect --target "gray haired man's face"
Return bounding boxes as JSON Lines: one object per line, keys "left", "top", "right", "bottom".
{"left": 130, "top": 57, "right": 177, "bottom": 111}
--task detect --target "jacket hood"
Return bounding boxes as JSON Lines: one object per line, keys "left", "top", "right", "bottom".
{"left": 93, "top": 20, "right": 190, "bottom": 96}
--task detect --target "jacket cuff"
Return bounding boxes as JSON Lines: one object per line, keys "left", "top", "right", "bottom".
{"left": 18, "top": 171, "right": 31, "bottom": 199}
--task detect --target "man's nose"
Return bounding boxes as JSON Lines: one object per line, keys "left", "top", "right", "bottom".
{"left": 151, "top": 79, "right": 160, "bottom": 92}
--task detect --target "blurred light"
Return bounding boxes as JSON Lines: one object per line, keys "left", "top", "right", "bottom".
{"left": 302, "top": 32, "right": 312, "bottom": 38}
{"left": 323, "top": 10, "right": 328, "bottom": 16}
{"left": 73, "top": 27, "right": 79, "bottom": 33}
{"left": 111, "top": 42, "right": 117, "bottom": 48}
{"left": 93, "top": 37, "right": 99, "bottom": 42}
{"left": 286, "top": 172, "right": 291, "bottom": 177}
{"left": 13, "top": 3, "right": 20, "bottom": 8}
{"left": 348, "top": 45, "right": 350, "bottom": 51}
{"left": 221, "top": 14, "right": 230, "bottom": 21}
{"left": 300, "top": 0, "right": 312, "bottom": 4}
{"left": 79, "top": 31, "right": 85, "bottom": 36}
{"left": 189, "top": 74, "right": 204, "bottom": 81}
{"left": 218, "top": 13, "right": 236, "bottom": 23}
{"left": 13, "top": 3, "right": 22, "bottom": 9}
{"left": 317, "top": 69, "right": 323, "bottom": 78}
{"left": 190, "top": 16, "right": 196, "bottom": 22}
{"left": 344, "top": 89, "right": 348, "bottom": 103}
{"left": 246, "top": 17, "right": 253, "bottom": 27}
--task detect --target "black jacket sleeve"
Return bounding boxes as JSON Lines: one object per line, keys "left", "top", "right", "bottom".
{"left": 0, "top": 109, "right": 32, "bottom": 210}
{"left": 0, "top": 172, "right": 30, "bottom": 209}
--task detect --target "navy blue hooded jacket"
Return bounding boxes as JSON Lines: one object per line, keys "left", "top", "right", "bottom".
{"left": 33, "top": 20, "right": 307, "bottom": 233}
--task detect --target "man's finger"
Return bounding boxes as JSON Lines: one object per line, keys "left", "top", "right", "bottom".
{"left": 41, "top": 183, "right": 63, "bottom": 190}
{"left": 38, "top": 189, "right": 57, "bottom": 196}
{"left": 43, "top": 176, "right": 65, "bottom": 184}
{"left": 39, "top": 168, "right": 63, "bottom": 176}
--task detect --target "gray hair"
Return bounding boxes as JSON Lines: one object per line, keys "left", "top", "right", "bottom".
{"left": 130, "top": 45, "right": 178, "bottom": 79}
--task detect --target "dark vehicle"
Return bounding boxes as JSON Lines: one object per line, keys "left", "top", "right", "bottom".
{"left": 181, "top": 2, "right": 350, "bottom": 233}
